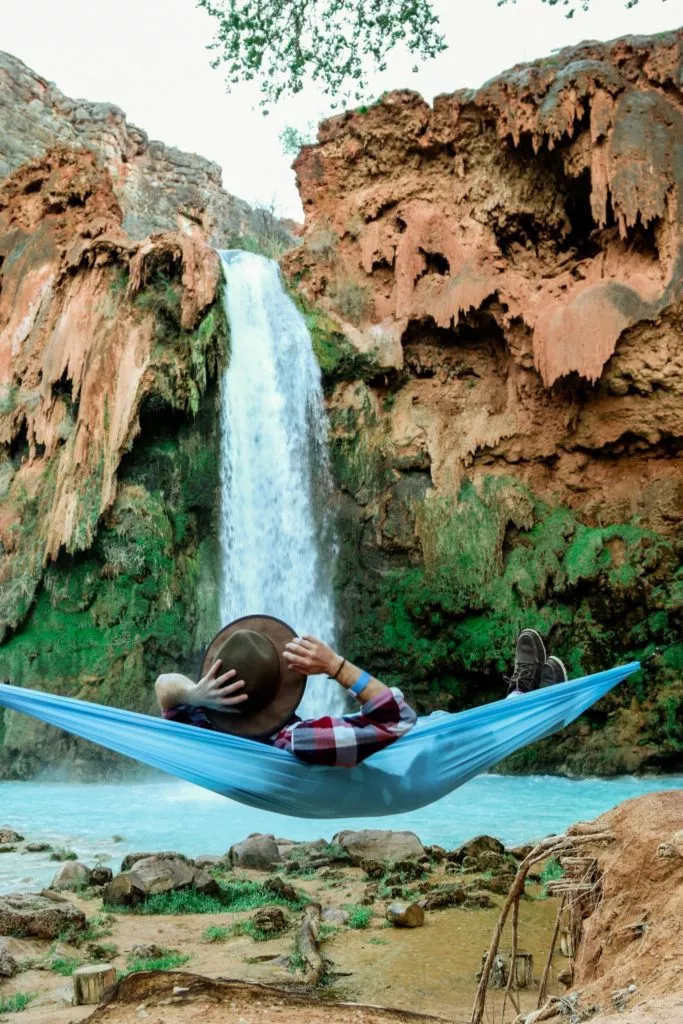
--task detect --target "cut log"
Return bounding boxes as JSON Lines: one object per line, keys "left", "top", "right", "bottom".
{"left": 72, "top": 963, "right": 116, "bottom": 1005}
{"left": 386, "top": 902, "right": 425, "bottom": 928}
{"left": 478, "top": 950, "right": 534, "bottom": 989}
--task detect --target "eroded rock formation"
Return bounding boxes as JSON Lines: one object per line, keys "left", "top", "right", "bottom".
{"left": 0, "top": 51, "right": 288, "bottom": 248}
{"left": 286, "top": 31, "right": 683, "bottom": 773}
{"left": 0, "top": 144, "right": 226, "bottom": 776}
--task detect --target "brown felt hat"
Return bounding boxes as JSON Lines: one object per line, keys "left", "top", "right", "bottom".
{"left": 198, "top": 614, "right": 306, "bottom": 738}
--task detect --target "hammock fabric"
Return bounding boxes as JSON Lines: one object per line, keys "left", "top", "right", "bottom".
{"left": 0, "top": 664, "right": 639, "bottom": 819}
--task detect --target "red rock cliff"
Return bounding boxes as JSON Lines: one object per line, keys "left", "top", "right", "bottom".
{"left": 285, "top": 31, "right": 683, "bottom": 774}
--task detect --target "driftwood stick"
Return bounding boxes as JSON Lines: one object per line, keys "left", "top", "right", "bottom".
{"left": 537, "top": 894, "right": 566, "bottom": 1008}
{"left": 294, "top": 903, "right": 324, "bottom": 985}
{"left": 501, "top": 889, "right": 521, "bottom": 1022}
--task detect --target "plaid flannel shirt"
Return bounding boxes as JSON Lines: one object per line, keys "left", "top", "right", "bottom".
{"left": 162, "top": 686, "right": 417, "bottom": 768}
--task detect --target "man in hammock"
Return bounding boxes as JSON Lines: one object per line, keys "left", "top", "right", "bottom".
{"left": 155, "top": 618, "right": 566, "bottom": 768}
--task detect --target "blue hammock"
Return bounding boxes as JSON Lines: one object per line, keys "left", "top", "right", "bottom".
{"left": 0, "top": 664, "right": 638, "bottom": 819}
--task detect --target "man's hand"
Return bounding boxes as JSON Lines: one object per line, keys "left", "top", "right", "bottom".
{"left": 187, "top": 661, "right": 248, "bottom": 711}
{"left": 283, "top": 636, "right": 341, "bottom": 677}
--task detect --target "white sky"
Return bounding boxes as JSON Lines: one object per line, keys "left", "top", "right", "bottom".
{"left": 3, "top": 0, "right": 680, "bottom": 218}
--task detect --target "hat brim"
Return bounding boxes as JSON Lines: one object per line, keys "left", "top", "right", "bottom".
{"left": 198, "top": 614, "right": 306, "bottom": 739}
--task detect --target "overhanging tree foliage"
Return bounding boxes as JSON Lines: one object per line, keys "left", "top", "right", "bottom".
{"left": 198, "top": 0, "right": 662, "bottom": 108}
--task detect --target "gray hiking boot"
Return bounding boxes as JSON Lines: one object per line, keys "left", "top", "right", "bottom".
{"left": 539, "top": 655, "right": 568, "bottom": 687}
{"left": 504, "top": 629, "right": 546, "bottom": 697}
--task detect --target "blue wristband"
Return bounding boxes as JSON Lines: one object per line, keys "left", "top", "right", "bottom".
{"left": 349, "top": 671, "right": 371, "bottom": 699}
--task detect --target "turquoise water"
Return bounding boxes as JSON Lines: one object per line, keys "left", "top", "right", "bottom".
{"left": 0, "top": 774, "right": 680, "bottom": 894}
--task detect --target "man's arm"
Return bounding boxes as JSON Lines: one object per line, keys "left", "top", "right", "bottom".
{"left": 155, "top": 661, "right": 248, "bottom": 712}
{"left": 283, "top": 636, "right": 386, "bottom": 701}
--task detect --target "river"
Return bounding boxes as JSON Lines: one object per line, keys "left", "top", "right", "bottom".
{"left": 1, "top": 774, "right": 680, "bottom": 894}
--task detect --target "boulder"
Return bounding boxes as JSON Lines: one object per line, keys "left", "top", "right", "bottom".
{"left": 0, "top": 939, "right": 18, "bottom": 978}
{"left": 321, "top": 906, "right": 349, "bottom": 926}
{"left": 194, "top": 855, "right": 222, "bottom": 870}
{"left": 463, "top": 890, "right": 495, "bottom": 909}
{"left": 447, "top": 835, "right": 505, "bottom": 864}
{"left": 361, "top": 859, "right": 385, "bottom": 879}
{"left": 51, "top": 861, "right": 92, "bottom": 890}
{"left": 0, "top": 844, "right": 18, "bottom": 854}
{"left": 0, "top": 827, "right": 24, "bottom": 844}
{"left": 0, "top": 893, "right": 86, "bottom": 939}
{"left": 125, "top": 856, "right": 195, "bottom": 895}
{"left": 230, "top": 834, "right": 281, "bottom": 871}
{"left": 23, "top": 842, "right": 52, "bottom": 854}
{"left": 425, "top": 845, "right": 447, "bottom": 862}
{"left": 386, "top": 901, "right": 425, "bottom": 928}
{"left": 333, "top": 830, "right": 425, "bottom": 865}
{"left": 252, "top": 906, "right": 287, "bottom": 934}
{"left": 102, "top": 871, "right": 147, "bottom": 907}
{"left": 90, "top": 866, "right": 114, "bottom": 887}
{"left": 120, "top": 850, "right": 193, "bottom": 872}
{"left": 507, "top": 843, "right": 534, "bottom": 861}
{"left": 478, "top": 874, "right": 517, "bottom": 896}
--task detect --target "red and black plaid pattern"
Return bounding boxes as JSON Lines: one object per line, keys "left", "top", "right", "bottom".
{"left": 163, "top": 687, "right": 417, "bottom": 768}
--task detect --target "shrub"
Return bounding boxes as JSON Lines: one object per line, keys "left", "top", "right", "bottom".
{"left": 0, "top": 992, "right": 36, "bottom": 1013}
{"left": 106, "top": 878, "right": 307, "bottom": 916}
{"left": 333, "top": 278, "right": 372, "bottom": 324}
{"left": 50, "top": 847, "right": 78, "bottom": 862}
{"left": 306, "top": 224, "right": 339, "bottom": 262}
{"left": 345, "top": 904, "right": 372, "bottom": 929}
{"left": 51, "top": 956, "right": 82, "bottom": 976}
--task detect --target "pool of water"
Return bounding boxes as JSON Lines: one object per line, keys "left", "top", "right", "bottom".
{"left": 0, "top": 773, "right": 680, "bottom": 893}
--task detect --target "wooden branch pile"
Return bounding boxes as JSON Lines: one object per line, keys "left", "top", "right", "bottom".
{"left": 469, "top": 826, "right": 614, "bottom": 1024}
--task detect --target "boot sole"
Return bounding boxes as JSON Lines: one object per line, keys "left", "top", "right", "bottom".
{"left": 541, "top": 655, "right": 568, "bottom": 686}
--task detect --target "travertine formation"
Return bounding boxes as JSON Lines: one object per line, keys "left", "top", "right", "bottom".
{"left": 285, "top": 31, "right": 682, "bottom": 773}
{"left": 0, "top": 51, "right": 275, "bottom": 246}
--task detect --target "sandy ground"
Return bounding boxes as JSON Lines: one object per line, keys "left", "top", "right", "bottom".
{"left": 1, "top": 865, "right": 561, "bottom": 1024}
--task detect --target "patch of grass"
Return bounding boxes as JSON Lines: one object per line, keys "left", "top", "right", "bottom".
{"left": 345, "top": 904, "right": 372, "bottom": 929}
{"left": 318, "top": 923, "right": 340, "bottom": 941}
{"left": 202, "top": 925, "right": 231, "bottom": 943}
{"left": 368, "top": 936, "right": 388, "bottom": 945}
{"left": 288, "top": 951, "right": 308, "bottom": 975}
{"left": 117, "top": 949, "right": 190, "bottom": 978}
{"left": 106, "top": 878, "right": 307, "bottom": 917}
{"left": 0, "top": 992, "right": 36, "bottom": 1013}
{"left": 51, "top": 956, "right": 83, "bottom": 977}
{"left": 49, "top": 846, "right": 79, "bottom": 862}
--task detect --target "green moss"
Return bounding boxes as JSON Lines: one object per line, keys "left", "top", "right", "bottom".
{"left": 335, "top": 472, "right": 682, "bottom": 771}
{"left": 286, "top": 287, "right": 378, "bottom": 391}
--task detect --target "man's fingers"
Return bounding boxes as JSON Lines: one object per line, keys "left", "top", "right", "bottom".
{"left": 302, "top": 634, "right": 319, "bottom": 644}
{"left": 206, "top": 660, "right": 222, "bottom": 680}
{"left": 214, "top": 678, "right": 245, "bottom": 695}
{"left": 220, "top": 693, "right": 249, "bottom": 706}
{"left": 215, "top": 669, "right": 237, "bottom": 685}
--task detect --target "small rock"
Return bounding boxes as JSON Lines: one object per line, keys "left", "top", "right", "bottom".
{"left": 478, "top": 874, "right": 517, "bottom": 896}
{"left": 192, "top": 867, "right": 221, "bottom": 897}
{"left": 23, "top": 842, "right": 53, "bottom": 854}
{"left": 463, "top": 890, "right": 495, "bottom": 909}
{"left": 386, "top": 901, "right": 425, "bottom": 928}
{"left": 0, "top": 939, "right": 18, "bottom": 979}
{"left": 263, "top": 876, "right": 298, "bottom": 903}
{"left": 130, "top": 944, "right": 163, "bottom": 959}
{"left": 129, "top": 856, "right": 195, "bottom": 895}
{"left": 309, "top": 857, "right": 331, "bottom": 869}
{"left": 389, "top": 859, "right": 425, "bottom": 881}
{"left": 284, "top": 860, "right": 303, "bottom": 875}
{"left": 230, "top": 834, "right": 282, "bottom": 872}
{"left": 657, "top": 842, "right": 680, "bottom": 859}
{"left": 0, "top": 844, "right": 18, "bottom": 854}
{"left": 420, "top": 884, "right": 469, "bottom": 910}
{"left": 0, "top": 827, "right": 24, "bottom": 844}
{"left": 425, "top": 845, "right": 447, "bottom": 862}
{"left": 90, "top": 867, "right": 114, "bottom": 887}
{"left": 361, "top": 859, "right": 385, "bottom": 879}
{"left": 51, "top": 861, "right": 92, "bottom": 891}
{"left": 361, "top": 883, "right": 378, "bottom": 906}
{"left": 321, "top": 906, "right": 349, "bottom": 926}
{"left": 252, "top": 906, "right": 287, "bottom": 934}
{"left": 507, "top": 844, "right": 534, "bottom": 861}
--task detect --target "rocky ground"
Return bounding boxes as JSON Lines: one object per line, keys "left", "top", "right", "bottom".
{"left": 0, "top": 792, "right": 680, "bottom": 1024}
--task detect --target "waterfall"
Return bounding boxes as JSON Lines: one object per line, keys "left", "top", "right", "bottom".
{"left": 217, "top": 250, "right": 341, "bottom": 718}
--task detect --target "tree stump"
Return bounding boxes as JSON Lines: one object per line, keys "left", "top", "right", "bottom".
{"left": 72, "top": 963, "right": 116, "bottom": 1005}
{"left": 294, "top": 903, "right": 324, "bottom": 984}
{"left": 386, "top": 902, "right": 425, "bottom": 928}
{"left": 478, "top": 951, "right": 533, "bottom": 989}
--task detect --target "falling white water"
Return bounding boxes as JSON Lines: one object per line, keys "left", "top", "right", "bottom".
{"left": 218, "top": 250, "right": 341, "bottom": 717}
